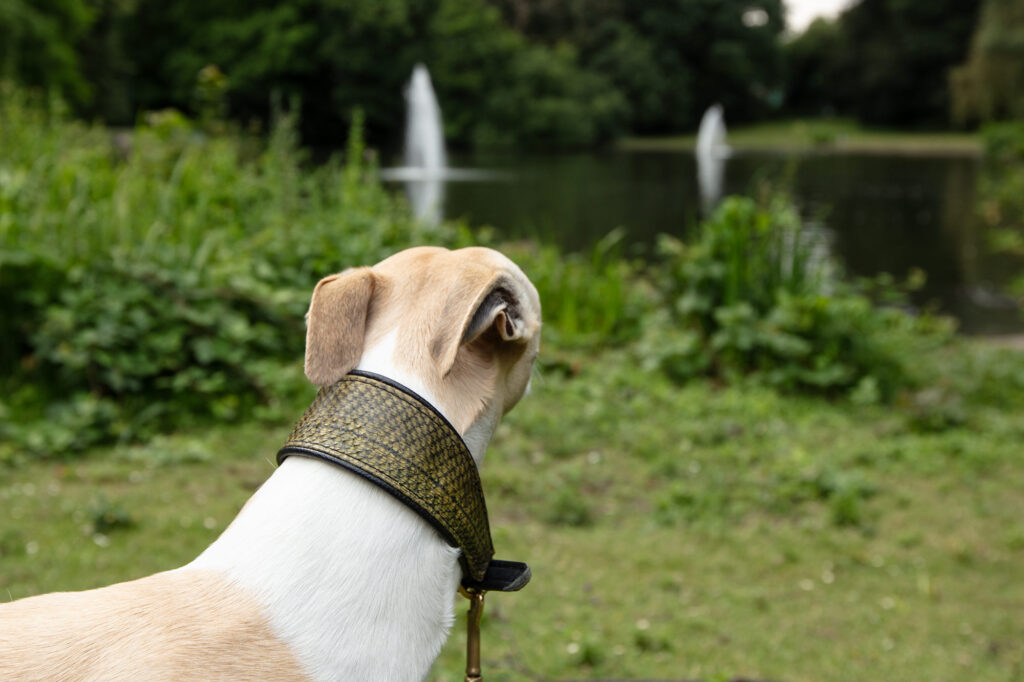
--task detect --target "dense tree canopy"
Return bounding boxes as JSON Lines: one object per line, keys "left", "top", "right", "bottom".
{"left": 0, "top": 0, "right": 991, "bottom": 146}
{"left": 784, "top": 0, "right": 982, "bottom": 127}
{"left": 0, "top": 0, "right": 94, "bottom": 107}
{"left": 783, "top": 18, "right": 842, "bottom": 116}
{"left": 951, "top": 0, "right": 1024, "bottom": 123}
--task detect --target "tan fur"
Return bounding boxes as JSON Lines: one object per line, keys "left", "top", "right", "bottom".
{"left": 367, "top": 247, "right": 540, "bottom": 432}
{"left": 0, "top": 570, "right": 306, "bottom": 681}
{"left": 304, "top": 267, "right": 375, "bottom": 387}
{"left": 306, "top": 246, "right": 541, "bottom": 433}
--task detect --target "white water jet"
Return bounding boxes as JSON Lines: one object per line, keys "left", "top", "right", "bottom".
{"left": 379, "top": 64, "right": 511, "bottom": 223}
{"left": 404, "top": 64, "right": 447, "bottom": 175}
{"left": 402, "top": 63, "right": 445, "bottom": 223}
{"left": 695, "top": 104, "right": 730, "bottom": 213}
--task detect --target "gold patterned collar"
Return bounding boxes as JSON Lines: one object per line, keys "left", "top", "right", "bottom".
{"left": 276, "top": 371, "right": 530, "bottom": 592}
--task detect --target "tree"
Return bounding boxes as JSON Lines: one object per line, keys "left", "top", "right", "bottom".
{"left": 78, "top": 0, "right": 136, "bottom": 124}
{"left": 487, "top": 0, "right": 786, "bottom": 132}
{"left": 5, "top": 0, "right": 788, "bottom": 144}
{"left": 783, "top": 18, "right": 843, "bottom": 116}
{"left": 124, "top": 0, "right": 425, "bottom": 146}
{"left": 825, "top": 0, "right": 981, "bottom": 126}
{"left": 950, "top": 0, "right": 1024, "bottom": 124}
{"left": 628, "top": 0, "right": 786, "bottom": 127}
{"left": 0, "top": 0, "right": 94, "bottom": 107}
{"left": 119, "top": 0, "right": 626, "bottom": 147}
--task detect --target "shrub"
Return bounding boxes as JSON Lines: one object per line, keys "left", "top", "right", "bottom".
{"left": 981, "top": 121, "right": 1024, "bottom": 164}
{"left": 503, "top": 229, "right": 651, "bottom": 348}
{"left": 0, "top": 93, "right": 452, "bottom": 457}
{"left": 1, "top": 86, "right": 645, "bottom": 457}
{"left": 979, "top": 122, "right": 1024, "bottom": 303}
{"left": 644, "top": 195, "right": 952, "bottom": 399}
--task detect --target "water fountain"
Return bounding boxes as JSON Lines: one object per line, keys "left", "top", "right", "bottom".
{"left": 695, "top": 104, "right": 730, "bottom": 213}
{"left": 380, "top": 64, "right": 507, "bottom": 224}
{"left": 377, "top": 64, "right": 446, "bottom": 223}
{"left": 403, "top": 64, "right": 446, "bottom": 175}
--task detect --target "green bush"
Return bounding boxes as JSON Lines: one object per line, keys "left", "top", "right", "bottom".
{"left": 979, "top": 122, "right": 1024, "bottom": 302}
{"left": 0, "top": 93, "right": 454, "bottom": 457}
{"left": 644, "top": 195, "right": 952, "bottom": 399}
{"left": 475, "top": 42, "right": 628, "bottom": 148}
{"left": 503, "top": 229, "right": 651, "bottom": 348}
{"left": 982, "top": 121, "right": 1024, "bottom": 163}
{"left": 0, "top": 89, "right": 643, "bottom": 458}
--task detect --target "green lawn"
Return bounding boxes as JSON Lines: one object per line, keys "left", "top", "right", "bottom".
{"left": 621, "top": 118, "right": 982, "bottom": 156}
{"left": 2, "top": 343, "right": 1023, "bottom": 681}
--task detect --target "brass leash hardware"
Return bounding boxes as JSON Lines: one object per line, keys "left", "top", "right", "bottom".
{"left": 459, "top": 585, "right": 486, "bottom": 682}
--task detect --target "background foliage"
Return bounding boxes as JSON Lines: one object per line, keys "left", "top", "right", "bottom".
{"left": 0, "top": 90, "right": 453, "bottom": 455}
{"left": 7, "top": 0, "right": 1020, "bottom": 148}
{"left": 645, "top": 196, "right": 950, "bottom": 398}
{"left": 978, "top": 121, "right": 1024, "bottom": 302}
{"left": 950, "top": 0, "right": 1024, "bottom": 124}
{"left": 785, "top": 0, "right": 981, "bottom": 125}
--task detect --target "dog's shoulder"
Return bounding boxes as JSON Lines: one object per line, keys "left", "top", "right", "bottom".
{"left": 0, "top": 569, "right": 308, "bottom": 680}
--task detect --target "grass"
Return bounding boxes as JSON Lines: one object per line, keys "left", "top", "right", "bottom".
{"left": 621, "top": 118, "right": 982, "bottom": 156}
{"left": 3, "top": 343, "right": 1023, "bottom": 681}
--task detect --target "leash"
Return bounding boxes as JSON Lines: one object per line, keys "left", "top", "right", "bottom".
{"left": 276, "top": 371, "right": 530, "bottom": 681}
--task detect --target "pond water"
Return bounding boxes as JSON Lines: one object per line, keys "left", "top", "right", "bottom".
{"left": 393, "top": 149, "right": 1022, "bottom": 335}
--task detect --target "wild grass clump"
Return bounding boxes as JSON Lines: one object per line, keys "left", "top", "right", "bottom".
{"left": 640, "top": 195, "right": 953, "bottom": 399}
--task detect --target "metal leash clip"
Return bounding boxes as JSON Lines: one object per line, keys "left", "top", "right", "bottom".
{"left": 459, "top": 585, "right": 486, "bottom": 682}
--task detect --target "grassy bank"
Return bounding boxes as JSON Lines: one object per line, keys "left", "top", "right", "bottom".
{"left": 621, "top": 118, "right": 982, "bottom": 156}
{"left": 2, "top": 341, "right": 1023, "bottom": 681}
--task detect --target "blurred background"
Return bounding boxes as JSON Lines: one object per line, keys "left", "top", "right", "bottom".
{"left": 5, "top": 0, "right": 1020, "bottom": 330}
{"left": 1, "top": 1, "right": 1023, "bottom": 680}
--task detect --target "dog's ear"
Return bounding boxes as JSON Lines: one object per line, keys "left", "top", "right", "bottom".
{"left": 304, "top": 267, "right": 375, "bottom": 386}
{"left": 432, "top": 266, "right": 533, "bottom": 377}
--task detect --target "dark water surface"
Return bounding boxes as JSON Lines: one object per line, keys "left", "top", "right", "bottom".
{"left": 421, "top": 149, "right": 1021, "bottom": 334}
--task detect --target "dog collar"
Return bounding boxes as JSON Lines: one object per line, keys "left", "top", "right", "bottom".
{"left": 276, "top": 370, "right": 530, "bottom": 593}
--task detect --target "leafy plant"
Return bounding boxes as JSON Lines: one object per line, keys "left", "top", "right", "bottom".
{"left": 504, "top": 228, "right": 651, "bottom": 348}
{"left": 0, "top": 92, "right": 452, "bottom": 457}
{"left": 646, "top": 195, "right": 952, "bottom": 398}
{"left": 981, "top": 121, "right": 1024, "bottom": 163}
{"left": 979, "top": 122, "right": 1024, "bottom": 304}
{"left": 0, "top": 89, "right": 650, "bottom": 458}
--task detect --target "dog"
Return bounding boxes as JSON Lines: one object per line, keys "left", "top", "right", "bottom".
{"left": 0, "top": 246, "right": 542, "bottom": 681}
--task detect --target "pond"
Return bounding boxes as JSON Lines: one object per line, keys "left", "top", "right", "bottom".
{"left": 391, "top": 148, "right": 1022, "bottom": 335}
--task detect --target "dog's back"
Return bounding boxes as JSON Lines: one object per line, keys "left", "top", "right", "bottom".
{"left": 0, "top": 570, "right": 305, "bottom": 680}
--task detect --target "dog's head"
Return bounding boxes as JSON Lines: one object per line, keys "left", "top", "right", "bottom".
{"left": 303, "top": 247, "right": 541, "bottom": 434}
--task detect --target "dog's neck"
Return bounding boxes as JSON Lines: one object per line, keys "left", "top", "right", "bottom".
{"left": 358, "top": 329, "right": 503, "bottom": 464}
{"left": 187, "top": 353, "right": 499, "bottom": 681}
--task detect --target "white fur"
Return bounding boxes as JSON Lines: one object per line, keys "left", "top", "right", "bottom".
{"left": 188, "top": 458, "right": 460, "bottom": 681}
{"left": 460, "top": 402, "right": 500, "bottom": 466}
{"left": 189, "top": 340, "right": 486, "bottom": 681}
